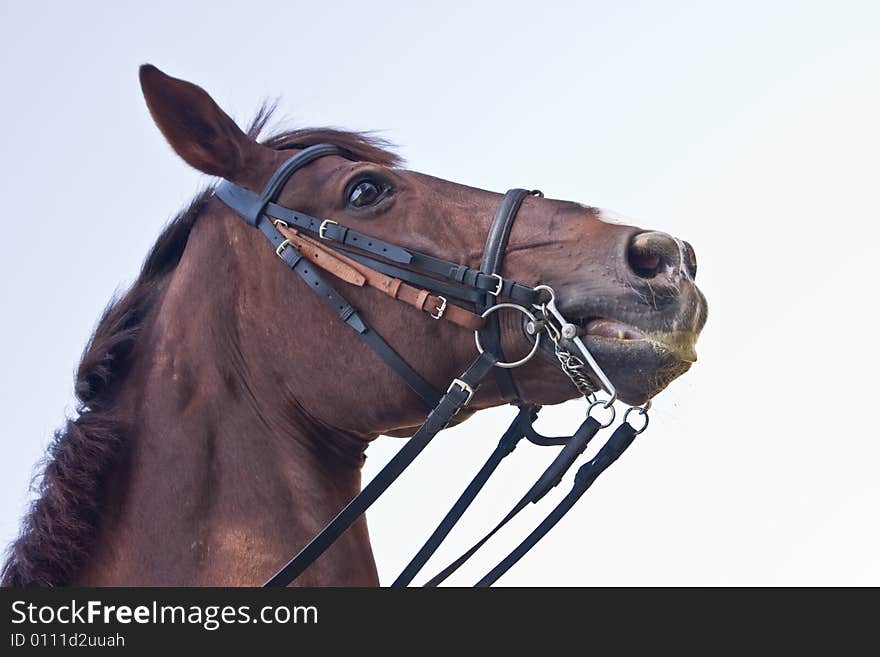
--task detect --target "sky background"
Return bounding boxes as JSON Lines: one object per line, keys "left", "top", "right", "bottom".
{"left": 1, "top": 1, "right": 878, "bottom": 585}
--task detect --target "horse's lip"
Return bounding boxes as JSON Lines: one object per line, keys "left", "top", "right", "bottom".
{"left": 561, "top": 315, "right": 698, "bottom": 364}
{"left": 580, "top": 318, "right": 647, "bottom": 341}
{"left": 580, "top": 331, "right": 699, "bottom": 363}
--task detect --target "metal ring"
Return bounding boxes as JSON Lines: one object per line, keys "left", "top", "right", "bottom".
{"left": 474, "top": 303, "right": 542, "bottom": 369}
{"left": 587, "top": 399, "right": 616, "bottom": 428}
{"left": 623, "top": 404, "right": 650, "bottom": 435}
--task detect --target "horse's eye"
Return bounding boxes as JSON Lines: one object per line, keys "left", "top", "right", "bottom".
{"left": 348, "top": 180, "right": 384, "bottom": 208}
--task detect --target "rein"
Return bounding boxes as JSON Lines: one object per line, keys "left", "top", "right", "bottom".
{"left": 214, "top": 144, "right": 652, "bottom": 586}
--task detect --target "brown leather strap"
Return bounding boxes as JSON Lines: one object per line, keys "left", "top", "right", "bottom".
{"left": 277, "top": 228, "right": 366, "bottom": 286}
{"left": 276, "top": 225, "right": 484, "bottom": 331}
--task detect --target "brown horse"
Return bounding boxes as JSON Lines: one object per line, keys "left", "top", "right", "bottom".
{"left": 1, "top": 65, "right": 706, "bottom": 586}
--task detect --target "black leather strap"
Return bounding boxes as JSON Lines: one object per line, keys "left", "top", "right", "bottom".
{"left": 481, "top": 190, "right": 531, "bottom": 278}
{"left": 527, "top": 416, "right": 602, "bottom": 502}
{"left": 521, "top": 421, "right": 588, "bottom": 446}
{"left": 267, "top": 200, "right": 413, "bottom": 264}
{"left": 475, "top": 421, "right": 639, "bottom": 586}
{"left": 402, "top": 248, "right": 538, "bottom": 306}
{"left": 215, "top": 185, "right": 414, "bottom": 264}
{"left": 478, "top": 189, "right": 533, "bottom": 401}
{"left": 264, "top": 351, "right": 499, "bottom": 587}
{"left": 423, "top": 415, "right": 603, "bottom": 586}
{"left": 215, "top": 144, "right": 348, "bottom": 227}
{"left": 391, "top": 405, "right": 537, "bottom": 587}
{"left": 259, "top": 144, "right": 350, "bottom": 218}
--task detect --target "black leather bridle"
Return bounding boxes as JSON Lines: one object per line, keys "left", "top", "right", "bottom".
{"left": 215, "top": 144, "right": 650, "bottom": 586}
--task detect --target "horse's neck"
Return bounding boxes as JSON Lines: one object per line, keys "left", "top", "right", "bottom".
{"left": 77, "top": 215, "right": 378, "bottom": 586}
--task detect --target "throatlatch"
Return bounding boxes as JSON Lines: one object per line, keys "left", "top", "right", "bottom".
{"left": 214, "top": 144, "right": 652, "bottom": 587}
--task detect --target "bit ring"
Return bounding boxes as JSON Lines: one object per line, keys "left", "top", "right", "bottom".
{"left": 474, "top": 303, "right": 542, "bottom": 369}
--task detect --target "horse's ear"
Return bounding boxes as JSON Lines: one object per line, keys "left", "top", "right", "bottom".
{"left": 139, "top": 64, "right": 260, "bottom": 179}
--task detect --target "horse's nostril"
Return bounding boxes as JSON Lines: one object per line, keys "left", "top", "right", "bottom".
{"left": 627, "top": 231, "right": 680, "bottom": 279}
{"left": 629, "top": 251, "right": 661, "bottom": 274}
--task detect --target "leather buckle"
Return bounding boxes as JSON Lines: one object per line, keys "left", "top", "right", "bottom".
{"left": 489, "top": 273, "right": 504, "bottom": 296}
{"left": 447, "top": 378, "right": 475, "bottom": 407}
{"left": 430, "top": 296, "right": 448, "bottom": 320}
{"left": 275, "top": 239, "right": 295, "bottom": 258}
{"left": 319, "top": 219, "right": 338, "bottom": 240}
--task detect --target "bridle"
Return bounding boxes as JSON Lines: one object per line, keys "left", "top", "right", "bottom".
{"left": 214, "top": 144, "right": 652, "bottom": 586}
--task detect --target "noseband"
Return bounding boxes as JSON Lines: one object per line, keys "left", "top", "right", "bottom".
{"left": 215, "top": 144, "right": 651, "bottom": 586}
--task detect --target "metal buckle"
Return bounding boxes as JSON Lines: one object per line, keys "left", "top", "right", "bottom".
{"left": 447, "top": 378, "right": 475, "bottom": 407}
{"left": 489, "top": 273, "right": 504, "bottom": 297}
{"left": 273, "top": 219, "right": 289, "bottom": 229}
{"left": 319, "top": 219, "right": 338, "bottom": 239}
{"left": 275, "top": 239, "right": 294, "bottom": 258}
{"left": 430, "top": 296, "right": 448, "bottom": 320}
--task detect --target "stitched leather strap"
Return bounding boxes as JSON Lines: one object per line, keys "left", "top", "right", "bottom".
{"left": 264, "top": 351, "right": 499, "bottom": 587}
{"left": 475, "top": 422, "right": 639, "bottom": 586}
{"left": 278, "top": 228, "right": 367, "bottom": 286}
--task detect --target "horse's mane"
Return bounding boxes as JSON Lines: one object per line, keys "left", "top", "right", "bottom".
{"left": 0, "top": 106, "right": 401, "bottom": 587}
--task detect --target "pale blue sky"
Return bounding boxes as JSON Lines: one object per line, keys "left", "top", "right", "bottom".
{"left": 1, "top": 1, "right": 878, "bottom": 584}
